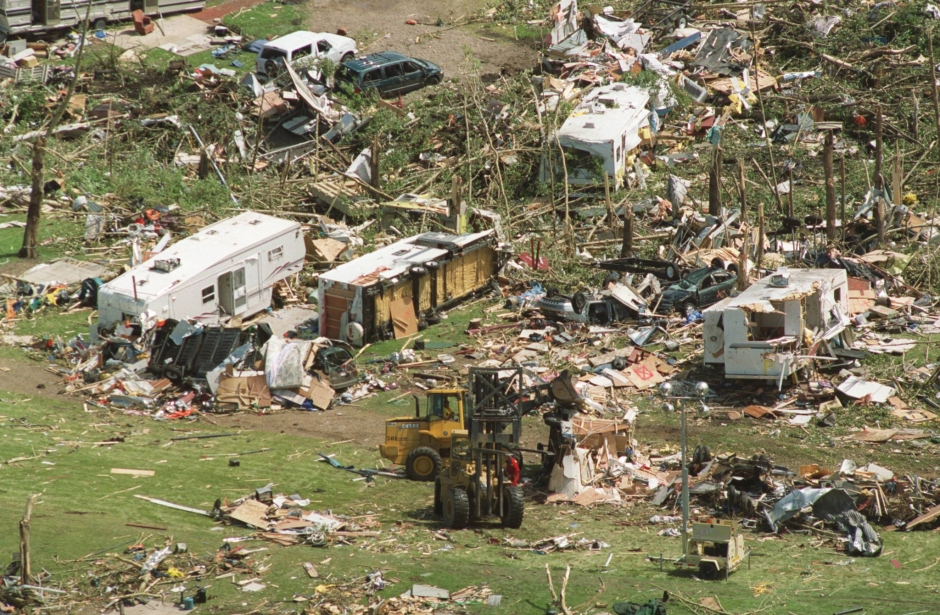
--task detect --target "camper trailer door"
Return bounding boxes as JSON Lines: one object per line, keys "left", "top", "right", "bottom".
{"left": 219, "top": 267, "right": 248, "bottom": 315}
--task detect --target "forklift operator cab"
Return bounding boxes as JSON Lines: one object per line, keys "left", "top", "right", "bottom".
{"left": 428, "top": 392, "right": 461, "bottom": 422}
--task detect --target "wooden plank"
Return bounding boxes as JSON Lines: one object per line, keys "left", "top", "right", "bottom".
{"left": 111, "top": 468, "right": 155, "bottom": 477}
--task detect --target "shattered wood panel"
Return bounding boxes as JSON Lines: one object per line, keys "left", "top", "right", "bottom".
{"left": 373, "top": 279, "right": 412, "bottom": 331}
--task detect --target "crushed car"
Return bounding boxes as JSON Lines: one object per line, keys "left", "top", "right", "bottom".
{"left": 537, "top": 282, "right": 649, "bottom": 324}
{"left": 656, "top": 264, "right": 738, "bottom": 316}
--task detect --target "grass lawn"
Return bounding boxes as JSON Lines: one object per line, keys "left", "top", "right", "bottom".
{"left": 3, "top": 298, "right": 940, "bottom": 614}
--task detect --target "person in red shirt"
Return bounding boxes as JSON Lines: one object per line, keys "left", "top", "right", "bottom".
{"left": 505, "top": 455, "right": 520, "bottom": 486}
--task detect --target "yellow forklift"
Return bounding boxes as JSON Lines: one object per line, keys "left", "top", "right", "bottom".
{"left": 380, "top": 370, "right": 580, "bottom": 481}
{"left": 433, "top": 367, "right": 527, "bottom": 529}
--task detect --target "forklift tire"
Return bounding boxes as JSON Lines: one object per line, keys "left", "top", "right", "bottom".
{"left": 406, "top": 447, "right": 442, "bottom": 481}
{"left": 500, "top": 486, "right": 525, "bottom": 529}
{"left": 443, "top": 488, "right": 470, "bottom": 529}
{"left": 698, "top": 561, "right": 719, "bottom": 580}
{"left": 433, "top": 477, "right": 443, "bottom": 515}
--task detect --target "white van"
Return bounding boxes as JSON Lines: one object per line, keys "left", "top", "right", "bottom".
{"left": 256, "top": 30, "right": 358, "bottom": 77}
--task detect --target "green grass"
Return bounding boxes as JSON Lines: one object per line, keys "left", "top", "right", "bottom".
{"left": 0, "top": 214, "right": 85, "bottom": 262}
{"left": 3, "top": 298, "right": 940, "bottom": 613}
{"left": 3, "top": 379, "right": 940, "bottom": 614}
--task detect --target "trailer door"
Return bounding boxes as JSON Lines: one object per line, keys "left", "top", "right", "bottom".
{"left": 218, "top": 267, "right": 247, "bottom": 316}
{"left": 35, "top": 0, "right": 61, "bottom": 26}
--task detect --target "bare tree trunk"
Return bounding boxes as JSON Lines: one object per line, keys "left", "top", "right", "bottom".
{"left": 708, "top": 147, "right": 721, "bottom": 216}
{"left": 824, "top": 131, "right": 837, "bottom": 242}
{"left": 874, "top": 105, "right": 885, "bottom": 245}
{"left": 20, "top": 3, "right": 92, "bottom": 258}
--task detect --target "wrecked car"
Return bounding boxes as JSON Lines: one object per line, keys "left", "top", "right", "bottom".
{"left": 656, "top": 266, "right": 737, "bottom": 316}
{"left": 537, "top": 283, "right": 648, "bottom": 324}
{"left": 256, "top": 31, "right": 358, "bottom": 77}
{"left": 336, "top": 52, "right": 443, "bottom": 97}
{"left": 314, "top": 339, "right": 359, "bottom": 390}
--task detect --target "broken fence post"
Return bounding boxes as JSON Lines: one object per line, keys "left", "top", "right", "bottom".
{"left": 20, "top": 494, "right": 38, "bottom": 585}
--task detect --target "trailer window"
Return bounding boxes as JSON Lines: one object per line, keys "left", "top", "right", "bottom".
{"left": 268, "top": 246, "right": 284, "bottom": 261}
{"left": 202, "top": 285, "right": 215, "bottom": 304}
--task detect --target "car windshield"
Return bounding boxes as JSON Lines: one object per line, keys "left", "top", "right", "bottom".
{"left": 259, "top": 47, "right": 287, "bottom": 61}
{"left": 672, "top": 268, "right": 711, "bottom": 291}
{"left": 321, "top": 347, "right": 351, "bottom": 368}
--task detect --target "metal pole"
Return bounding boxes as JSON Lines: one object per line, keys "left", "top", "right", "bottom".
{"left": 680, "top": 399, "right": 689, "bottom": 549}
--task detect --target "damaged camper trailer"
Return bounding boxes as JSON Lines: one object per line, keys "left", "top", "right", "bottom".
{"left": 318, "top": 230, "right": 502, "bottom": 345}
{"left": 702, "top": 269, "right": 850, "bottom": 385}
{"left": 541, "top": 83, "right": 652, "bottom": 187}
{"left": 96, "top": 212, "right": 305, "bottom": 331}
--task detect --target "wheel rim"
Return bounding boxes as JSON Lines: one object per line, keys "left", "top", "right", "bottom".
{"left": 413, "top": 455, "right": 434, "bottom": 477}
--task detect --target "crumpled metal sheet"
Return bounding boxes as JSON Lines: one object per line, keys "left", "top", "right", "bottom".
{"left": 766, "top": 487, "right": 882, "bottom": 556}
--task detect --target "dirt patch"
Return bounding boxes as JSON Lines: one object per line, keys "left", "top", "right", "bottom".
{"left": 0, "top": 350, "right": 67, "bottom": 399}
{"left": 0, "top": 257, "right": 42, "bottom": 277}
{"left": 307, "top": 0, "right": 538, "bottom": 78}
{"left": 213, "top": 406, "right": 387, "bottom": 449}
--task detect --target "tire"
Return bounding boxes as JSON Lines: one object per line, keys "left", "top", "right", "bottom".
{"left": 664, "top": 264, "right": 679, "bottom": 281}
{"left": 698, "top": 561, "right": 719, "bottom": 580}
{"left": 433, "top": 477, "right": 443, "bottom": 515}
{"left": 680, "top": 302, "right": 696, "bottom": 318}
{"left": 602, "top": 273, "right": 620, "bottom": 288}
{"left": 443, "top": 487, "right": 470, "bottom": 529}
{"left": 341, "top": 53, "right": 353, "bottom": 64}
{"left": 500, "top": 486, "right": 525, "bottom": 529}
{"left": 406, "top": 447, "right": 442, "bottom": 481}
{"left": 427, "top": 74, "right": 442, "bottom": 85}
{"left": 93, "top": 18, "right": 107, "bottom": 31}
{"left": 572, "top": 291, "right": 589, "bottom": 314}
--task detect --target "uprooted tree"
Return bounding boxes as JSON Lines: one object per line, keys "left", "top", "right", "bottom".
{"left": 19, "top": 8, "right": 91, "bottom": 259}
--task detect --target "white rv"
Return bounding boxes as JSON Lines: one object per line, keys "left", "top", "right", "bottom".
{"left": 97, "top": 212, "right": 305, "bottom": 330}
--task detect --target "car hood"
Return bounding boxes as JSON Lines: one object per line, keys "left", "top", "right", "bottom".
{"left": 321, "top": 33, "right": 357, "bottom": 50}
{"left": 416, "top": 58, "right": 442, "bottom": 73}
{"left": 657, "top": 288, "right": 692, "bottom": 308}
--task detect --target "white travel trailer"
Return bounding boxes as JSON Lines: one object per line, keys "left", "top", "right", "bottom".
{"left": 702, "top": 269, "right": 850, "bottom": 386}
{"left": 97, "top": 212, "right": 305, "bottom": 330}
{"left": 0, "top": 0, "right": 204, "bottom": 39}
{"left": 541, "top": 83, "right": 652, "bottom": 187}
